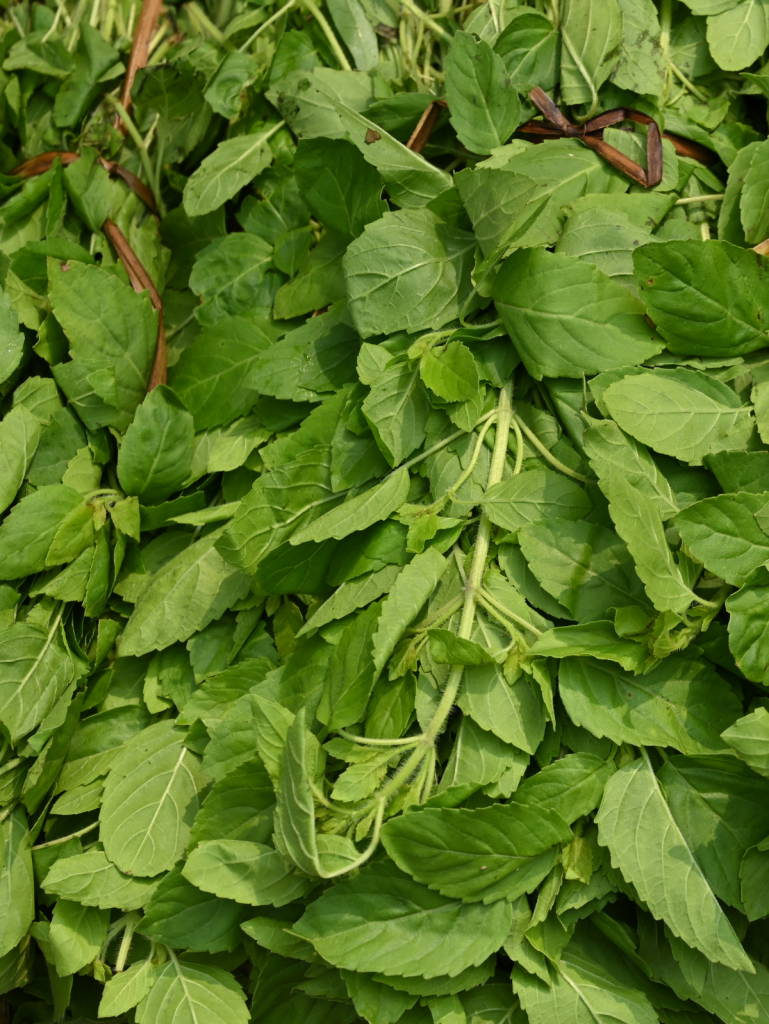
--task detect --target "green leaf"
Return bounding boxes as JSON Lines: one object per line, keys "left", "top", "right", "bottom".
{"left": 707, "top": 0, "right": 769, "bottom": 71}
{"left": 49, "top": 899, "right": 109, "bottom": 976}
{"left": 440, "top": 715, "right": 530, "bottom": 792}
{"left": 381, "top": 801, "right": 571, "bottom": 903}
{"left": 482, "top": 469, "right": 591, "bottom": 539}
{"left": 361, "top": 360, "right": 431, "bottom": 467}
{"left": 529, "top": 621, "right": 647, "bottom": 673}
{"left": 722, "top": 707, "right": 769, "bottom": 777}
{"left": 54, "top": 23, "right": 119, "bottom": 127}
{"left": 0, "top": 291, "right": 26, "bottom": 388}
{"left": 584, "top": 419, "right": 678, "bottom": 520}
{"left": 294, "top": 860, "right": 513, "bottom": 977}
{"left": 595, "top": 752, "right": 753, "bottom": 972}
{"left": 326, "top": 0, "right": 379, "bottom": 70}
{"left": 183, "top": 840, "right": 312, "bottom": 906}
{"left": 217, "top": 443, "right": 339, "bottom": 575}
{"left": 457, "top": 139, "right": 623, "bottom": 257}
{"left": 494, "top": 9, "right": 560, "bottom": 92}
{"left": 556, "top": 207, "right": 659, "bottom": 294}
{"left": 739, "top": 138, "right": 769, "bottom": 245}
{"left": 294, "top": 138, "right": 386, "bottom": 240}
{"left": 429, "top": 629, "right": 493, "bottom": 665}
{"left": 189, "top": 235, "right": 276, "bottom": 327}
{"left": 657, "top": 755, "right": 769, "bottom": 910}
{"left": 49, "top": 260, "right": 157, "bottom": 431}
{"left": 188, "top": 757, "right": 275, "bottom": 847}
{"left": 634, "top": 240, "right": 769, "bottom": 356}
{"left": 559, "top": 655, "right": 741, "bottom": 754}
{"left": 612, "top": 0, "right": 666, "bottom": 96}
{"left": 0, "top": 484, "right": 84, "bottom": 580}
{"left": 560, "top": 0, "right": 623, "bottom": 104}
{"left": 100, "top": 722, "right": 202, "bottom": 877}
{"left": 675, "top": 492, "right": 769, "bottom": 586}
{"left": 0, "top": 405, "right": 40, "bottom": 515}
{"left": 117, "top": 385, "right": 194, "bottom": 505}
{"left": 120, "top": 529, "right": 249, "bottom": 657}
{"left": 445, "top": 32, "right": 521, "bottom": 155}
{"left": 317, "top": 602, "right": 380, "bottom": 729}
{"left": 493, "top": 248, "right": 662, "bottom": 381}
{"left": 169, "top": 318, "right": 275, "bottom": 431}
{"left": 300, "top": 564, "right": 401, "bottom": 634}
{"left": 42, "top": 850, "right": 159, "bottom": 910}
{"left": 135, "top": 958, "right": 249, "bottom": 1024}
{"left": 726, "top": 575, "right": 769, "bottom": 683}
{"left": 0, "top": 619, "right": 78, "bottom": 744}
{"left": 137, "top": 864, "right": 247, "bottom": 952}
{"left": 0, "top": 808, "right": 33, "bottom": 958}
{"left": 458, "top": 662, "right": 546, "bottom": 755}
{"left": 291, "top": 467, "right": 409, "bottom": 545}
{"left": 334, "top": 103, "right": 451, "bottom": 208}
{"left": 276, "top": 708, "right": 323, "bottom": 876}
{"left": 420, "top": 342, "right": 479, "bottom": 404}
{"left": 99, "top": 960, "right": 156, "bottom": 1018}
{"left": 602, "top": 369, "right": 753, "bottom": 466}
{"left": 372, "top": 547, "right": 447, "bottom": 672}
{"left": 343, "top": 970, "right": 419, "bottom": 1023}
{"left": 514, "top": 944, "right": 658, "bottom": 1024}
{"left": 273, "top": 231, "right": 348, "bottom": 319}
{"left": 183, "top": 127, "right": 279, "bottom": 216}
{"left": 343, "top": 209, "right": 475, "bottom": 338}
{"left": 519, "top": 519, "right": 651, "bottom": 621}
{"left": 602, "top": 469, "right": 698, "bottom": 614}
{"left": 512, "top": 752, "right": 615, "bottom": 824}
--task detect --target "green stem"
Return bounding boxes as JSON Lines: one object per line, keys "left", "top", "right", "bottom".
{"left": 425, "top": 378, "right": 514, "bottom": 740}
{"left": 410, "top": 592, "right": 464, "bottom": 634}
{"left": 31, "top": 820, "right": 99, "bottom": 851}
{"left": 185, "top": 1, "right": 227, "bottom": 42}
{"left": 477, "top": 587, "right": 542, "bottom": 636}
{"left": 400, "top": 0, "right": 452, "bottom": 42}
{"left": 320, "top": 799, "right": 386, "bottom": 878}
{"left": 239, "top": 0, "right": 297, "bottom": 50}
{"left": 336, "top": 728, "right": 420, "bottom": 748}
{"left": 668, "top": 60, "right": 709, "bottom": 102}
{"left": 114, "top": 913, "right": 140, "bottom": 972}
{"left": 106, "top": 97, "right": 165, "bottom": 216}
{"left": 513, "top": 415, "right": 589, "bottom": 482}
{"left": 302, "top": 0, "right": 352, "bottom": 69}
{"left": 511, "top": 416, "right": 524, "bottom": 475}
{"left": 357, "top": 381, "right": 516, "bottom": 814}
{"left": 674, "top": 194, "right": 723, "bottom": 205}
{"left": 444, "top": 413, "right": 497, "bottom": 503}
{"left": 99, "top": 915, "right": 129, "bottom": 962}
{"left": 400, "top": 409, "right": 497, "bottom": 475}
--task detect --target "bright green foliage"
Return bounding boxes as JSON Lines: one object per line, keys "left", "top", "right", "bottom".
{"left": 2, "top": 1, "right": 769, "bottom": 1022}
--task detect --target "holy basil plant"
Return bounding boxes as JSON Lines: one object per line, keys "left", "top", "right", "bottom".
{"left": 3, "top": 0, "right": 769, "bottom": 1022}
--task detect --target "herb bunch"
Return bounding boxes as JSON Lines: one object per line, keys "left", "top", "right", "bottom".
{"left": 3, "top": 0, "right": 769, "bottom": 1022}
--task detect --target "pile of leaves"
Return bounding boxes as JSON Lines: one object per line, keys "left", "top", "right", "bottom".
{"left": 5, "top": 0, "right": 769, "bottom": 1020}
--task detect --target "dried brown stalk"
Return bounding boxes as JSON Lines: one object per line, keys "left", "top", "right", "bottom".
{"left": 11, "top": 152, "right": 167, "bottom": 389}
{"left": 114, "top": 0, "right": 164, "bottom": 132}
{"left": 103, "top": 220, "right": 167, "bottom": 390}
{"left": 520, "top": 88, "right": 665, "bottom": 188}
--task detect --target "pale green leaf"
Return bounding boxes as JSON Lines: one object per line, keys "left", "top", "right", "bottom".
{"left": 135, "top": 959, "right": 249, "bottom": 1024}
{"left": 294, "top": 861, "right": 513, "bottom": 978}
{"left": 595, "top": 753, "right": 753, "bottom": 972}
{"left": 100, "top": 722, "right": 202, "bottom": 877}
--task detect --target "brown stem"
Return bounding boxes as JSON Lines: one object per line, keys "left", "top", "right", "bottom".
{"left": 114, "top": 0, "right": 164, "bottom": 132}
{"left": 103, "top": 219, "right": 167, "bottom": 388}
{"left": 12, "top": 152, "right": 157, "bottom": 214}
{"left": 406, "top": 99, "right": 447, "bottom": 154}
